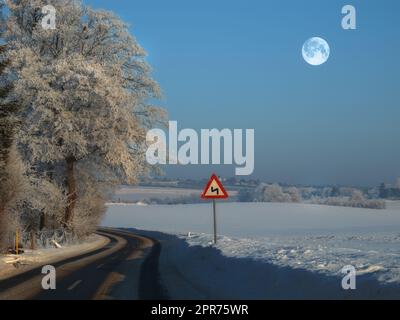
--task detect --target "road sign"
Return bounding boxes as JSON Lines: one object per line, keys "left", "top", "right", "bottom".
{"left": 201, "top": 174, "right": 229, "bottom": 199}
{"left": 201, "top": 174, "right": 228, "bottom": 244}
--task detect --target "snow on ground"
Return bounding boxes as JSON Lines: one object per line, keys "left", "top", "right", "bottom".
{"left": 103, "top": 202, "right": 400, "bottom": 237}
{"left": 103, "top": 201, "right": 400, "bottom": 299}
{"left": 0, "top": 234, "right": 107, "bottom": 280}
{"left": 113, "top": 186, "right": 202, "bottom": 202}
{"left": 111, "top": 186, "right": 238, "bottom": 203}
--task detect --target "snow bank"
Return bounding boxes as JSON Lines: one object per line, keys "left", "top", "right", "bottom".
{"left": 103, "top": 202, "right": 400, "bottom": 299}
{"left": 127, "top": 229, "right": 400, "bottom": 299}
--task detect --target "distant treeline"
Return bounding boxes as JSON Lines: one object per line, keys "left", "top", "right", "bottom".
{"left": 379, "top": 183, "right": 400, "bottom": 199}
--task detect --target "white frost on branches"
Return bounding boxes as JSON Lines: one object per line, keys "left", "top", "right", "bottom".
{"left": 4, "top": 0, "right": 166, "bottom": 233}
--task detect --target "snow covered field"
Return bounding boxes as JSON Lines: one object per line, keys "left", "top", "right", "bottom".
{"left": 103, "top": 201, "right": 400, "bottom": 237}
{"left": 111, "top": 186, "right": 238, "bottom": 203}
{"left": 112, "top": 186, "right": 203, "bottom": 202}
{"left": 103, "top": 201, "right": 400, "bottom": 299}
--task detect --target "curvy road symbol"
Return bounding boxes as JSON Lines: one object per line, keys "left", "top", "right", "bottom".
{"left": 211, "top": 186, "right": 219, "bottom": 195}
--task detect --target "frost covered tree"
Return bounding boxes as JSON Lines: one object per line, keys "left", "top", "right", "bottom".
{"left": 255, "top": 184, "right": 303, "bottom": 203}
{"left": 255, "top": 183, "right": 291, "bottom": 203}
{"left": 396, "top": 178, "right": 400, "bottom": 189}
{"left": 1, "top": 3, "right": 66, "bottom": 247}
{"left": 349, "top": 190, "right": 365, "bottom": 207}
{"left": 287, "top": 187, "right": 302, "bottom": 203}
{"left": 0, "top": 145, "right": 28, "bottom": 250}
{"left": 5, "top": 0, "right": 165, "bottom": 230}
{"left": 0, "top": 0, "right": 27, "bottom": 249}
{"left": 263, "top": 184, "right": 291, "bottom": 203}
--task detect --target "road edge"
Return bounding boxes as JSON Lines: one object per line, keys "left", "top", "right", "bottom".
{"left": 0, "top": 233, "right": 109, "bottom": 281}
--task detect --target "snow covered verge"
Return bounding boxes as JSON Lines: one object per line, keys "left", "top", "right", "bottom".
{"left": 0, "top": 234, "right": 107, "bottom": 280}
{"left": 104, "top": 202, "right": 400, "bottom": 299}
{"left": 125, "top": 228, "right": 400, "bottom": 299}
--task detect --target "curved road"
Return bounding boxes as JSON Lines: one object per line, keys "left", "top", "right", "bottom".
{"left": 0, "top": 228, "right": 168, "bottom": 300}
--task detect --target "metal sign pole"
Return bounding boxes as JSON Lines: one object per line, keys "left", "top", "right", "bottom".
{"left": 201, "top": 174, "right": 228, "bottom": 245}
{"left": 213, "top": 199, "right": 217, "bottom": 244}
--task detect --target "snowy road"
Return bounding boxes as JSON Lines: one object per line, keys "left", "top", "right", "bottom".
{"left": 0, "top": 229, "right": 166, "bottom": 300}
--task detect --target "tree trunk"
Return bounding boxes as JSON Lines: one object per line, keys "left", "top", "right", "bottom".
{"left": 30, "top": 230, "right": 36, "bottom": 250}
{"left": 64, "top": 156, "right": 76, "bottom": 229}
{"left": 0, "top": 207, "right": 5, "bottom": 251}
{"left": 39, "top": 212, "right": 47, "bottom": 230}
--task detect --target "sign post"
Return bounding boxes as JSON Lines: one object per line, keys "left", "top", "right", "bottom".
{"left": 201, "top": 174, "right": 229, "bottom": 244}
{"left": 213, "top": 199, "right": 217, "bottom": 244}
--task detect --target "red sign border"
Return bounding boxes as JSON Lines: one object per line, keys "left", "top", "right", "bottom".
{"left": 201, "top": 173, "right": 229, "bottom": 199}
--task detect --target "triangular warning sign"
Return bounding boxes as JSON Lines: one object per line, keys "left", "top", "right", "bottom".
{"left": 201, "top": 174, "right": 229, "bottom": 199}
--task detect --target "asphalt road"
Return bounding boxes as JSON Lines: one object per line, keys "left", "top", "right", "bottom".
{"left": 0, "top": 228, "right": 168, "bottom": 300}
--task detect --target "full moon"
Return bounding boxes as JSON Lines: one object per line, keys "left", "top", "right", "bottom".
{"left": 302, "top": 37, "right": 330, "bottom": 66}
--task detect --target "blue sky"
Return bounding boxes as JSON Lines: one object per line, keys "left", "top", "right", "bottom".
{"left": 86, "top": 0, "right": 400, "bottom": 186}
